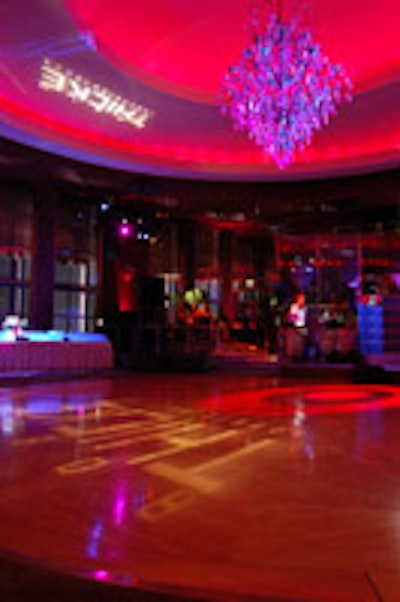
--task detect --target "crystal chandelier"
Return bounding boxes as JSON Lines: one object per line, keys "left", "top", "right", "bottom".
{"left": 219, "top": 1, "right": 353, "bottom": 169}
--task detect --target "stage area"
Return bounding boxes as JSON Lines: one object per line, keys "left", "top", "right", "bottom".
{"left": 1, "top": 373, "right": 400, "bottom": 601}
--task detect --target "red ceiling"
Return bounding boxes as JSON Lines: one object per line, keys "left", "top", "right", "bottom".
{"left": 67, "top": 0, "right": 399, "bottom": 102}
{"left": 0, "top": 0, "right": 399, "bottom": 180}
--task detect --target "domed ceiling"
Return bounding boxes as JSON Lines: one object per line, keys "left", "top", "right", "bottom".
{"left": 0, "top": 0, "right": 398, "bottom": 180}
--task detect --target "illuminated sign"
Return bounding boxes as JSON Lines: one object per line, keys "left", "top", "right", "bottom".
{"left": 38, "top": 59, "right": 154, "bottom": 129}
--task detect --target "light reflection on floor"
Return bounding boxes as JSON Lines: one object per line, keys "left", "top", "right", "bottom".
{"left": 0, "top": 373, "right": 400, "bottom": 601}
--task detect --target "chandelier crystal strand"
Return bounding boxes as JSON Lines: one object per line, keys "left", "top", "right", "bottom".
{"left": 219, "top": 1, "right": 353, "bottom": 169}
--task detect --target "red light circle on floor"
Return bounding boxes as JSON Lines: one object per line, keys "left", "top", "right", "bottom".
{"left": 303, "top": 390, "right": 375, "bottom": 403}
{"left": 200, "top": 385, "right": 400, "bottom": 418}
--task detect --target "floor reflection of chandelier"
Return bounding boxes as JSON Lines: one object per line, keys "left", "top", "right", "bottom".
{"left": 219, "top": 2, "right": 353, "bottom": 169}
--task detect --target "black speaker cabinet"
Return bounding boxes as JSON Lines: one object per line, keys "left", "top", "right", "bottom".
{"left": 139, "top": 276, "right": 165, "bottom": 324}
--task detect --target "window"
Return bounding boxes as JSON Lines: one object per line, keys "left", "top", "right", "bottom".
{"left": 54, "top": 261, "right": 97, "bottom": 332}
{"left": 54, "top": 201, "right": 98, "bottom": 332}
{"left": 0, "top": 252, "right": 31, "bottom": 322}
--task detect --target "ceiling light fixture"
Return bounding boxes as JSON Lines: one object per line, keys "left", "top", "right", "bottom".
{"left": 219, "top": 1, "right": 353, "bottom": 169}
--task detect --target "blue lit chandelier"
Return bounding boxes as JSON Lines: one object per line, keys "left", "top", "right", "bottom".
{"left": 219, "top": 1, "right": 353, "bottom": 169}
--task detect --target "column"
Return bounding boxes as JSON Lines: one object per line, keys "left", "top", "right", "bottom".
{"left": 29, "top": 187, "right": 56, "bottom": 330}
{"left": 178, "top": 219, "right": 197, "bottom": 290}
{"left": 219, "top": 229, "right": 234, "bottom": 321}
{"left": 99, "top": 211, "right": 121, "bottom": 318}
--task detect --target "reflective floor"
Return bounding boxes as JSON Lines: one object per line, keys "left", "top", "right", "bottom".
{"left": 1, "top": 373, "right": 400, "bottom": 601}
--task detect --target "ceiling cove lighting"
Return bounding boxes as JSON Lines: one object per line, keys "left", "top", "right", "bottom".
{"left": 219, "top": 1, "right": 353, "bottom": 169}
{"left": 38, "top": 59, "right": 154, "bottom": 129}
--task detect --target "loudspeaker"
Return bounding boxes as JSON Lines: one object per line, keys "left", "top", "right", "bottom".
{"left": 139, "top": 277, "right": 165, "bottom": 324}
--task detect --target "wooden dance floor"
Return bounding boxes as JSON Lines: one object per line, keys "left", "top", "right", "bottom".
{"left": 1, "top": 373, "right": 400, "bottom": 601}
